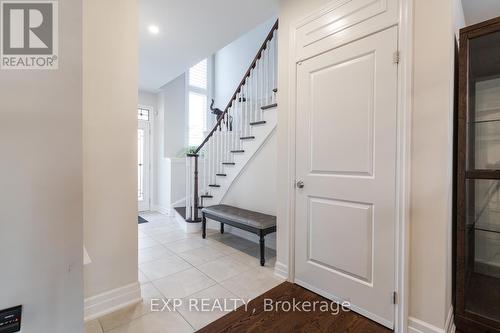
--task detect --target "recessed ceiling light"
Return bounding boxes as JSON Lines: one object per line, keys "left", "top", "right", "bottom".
{"left": 148, "top": 25, "right": 159, "bottom": 35}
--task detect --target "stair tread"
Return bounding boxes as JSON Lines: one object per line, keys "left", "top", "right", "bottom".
{"left": 261, "top": 103, "right": 277, "bottom": 110}
{"left": 250, "top": 120, "right": 266, "bottom": 126}
{"left": 240, "top": 136, "right": 255, "bottom": 140}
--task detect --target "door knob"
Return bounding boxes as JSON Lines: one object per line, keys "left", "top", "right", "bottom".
{"left": 296, "top": 180, "right": 304, "bottom": 189}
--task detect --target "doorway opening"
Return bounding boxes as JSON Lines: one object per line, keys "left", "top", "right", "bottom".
{"left": 138, "top": 107, "right": 151, "bottom": 212}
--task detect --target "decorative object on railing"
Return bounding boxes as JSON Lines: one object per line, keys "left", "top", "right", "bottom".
{"left": 210, "top": 99, "right": 225, "bottom": 121}
{"left": 210, "top": 99, "right": 233, "bottom": 131}
{"left": 185, "top": 20, "right": 279, "bottom": 222}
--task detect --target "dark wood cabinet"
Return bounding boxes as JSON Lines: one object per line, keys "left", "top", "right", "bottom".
{"left": 455, "top": 17, "right": 500, "bottom": 333}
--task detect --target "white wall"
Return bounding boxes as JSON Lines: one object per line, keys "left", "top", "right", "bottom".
{"left": 454, "top": 0, "right": 466, "bottom": 37}
{"left": 160, "top": 74, "right": 186, "bottom": 157}
{"left": 83, "top": 0, "right": 139, "bottom": 303}
{"left": 139, "top": 90, "right": 158, "bottom": 111}
{"left": 214, "top": 16, "right": 277, "bottom": 107}
{"left": 0, "top": 0, "right": 83, "bottom": 331}
{"left": 222, "top": 131, "right": 278, "bottom": 249}
{"left": 410, "top": 0, "right": 458, "bottom": 330}
{"left": 461, "top": 0, "right": 500, "bottom": 26}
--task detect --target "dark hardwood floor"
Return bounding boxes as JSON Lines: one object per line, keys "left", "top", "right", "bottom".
{"left": 197, "top": 282, "right": 392, "bottom": 333}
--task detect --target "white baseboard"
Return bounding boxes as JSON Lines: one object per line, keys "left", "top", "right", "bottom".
{"left": 408, "top": 307, "right": 455, "bottom": 333}
{"left": 171, "top": 197, "right": 186, "bottom": 209}
{"left": 445, "top": 306, "right": 456, "bottom": 333}
{"left": 151, "top": 204, "right": 171, "bottom": 215}
{"left": 274, "top": 261, "right": 288, "bottom": 280}
{"left": 172, "top": 207, "right": 202, "bottom": 233}
{"left": 84, "top": 282, "right": 142, "bottom": 322}
{"left": 183, "top": 221, "right": 202, "bottom": 233}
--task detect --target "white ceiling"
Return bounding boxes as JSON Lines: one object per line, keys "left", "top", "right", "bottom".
{"left": 462, "top": 0, "right": 500, "bottom": 25}
{"left": 139, "top": 0, "right": 279, "bottom": 92}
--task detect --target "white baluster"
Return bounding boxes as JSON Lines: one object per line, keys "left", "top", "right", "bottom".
{"left": 258, "top": 51, "right": 262, "bottom": 112}
{"left": 209, "top": 137, "right": 214, "bottom": 185}
{"left": 214, "top": 131, "right": 219, "bottom": 176}
{"left": 226, "top": 130, "right": 230, "bottom": 163}
{"left": 254, "top": 66, "right": 258, "bottom": 122}
{"left": 265, "top": 42, "right": 270, "bottom": 107}
{"left": 189, "top": 157, "right": 193, "bottom": 219}
{"left": 240, "top": 90, "right": 244, "bottom": 149}
{"left": 247, "top": 79, "right": 252, "bottom": 135}
{"left": 263, "top": 46, "right": 268, "bottom": 119}
{"left": 223, "top": 124, "right": 227, "bottom": 164}
{"left": 218, "top": 130, "right": 222, "bottom": 174}
{"left": 269, "top": 36, "right": 274, "bottom": 104}
{"left": 249, "top": 68, "right": 253, "bottom": 124}
{"left": 214, "top": 133, "right": 217, "bottom": 182}
{"left": 274, "top": 32, "right": 278, "bottom": 103}
{"left": 185, "top": 156, "right": 191, "bottom": 220}
{"left": 203, "top": 146, "right": 208, "bottom": 193}
{"left": 233, "top": 98, "right": 237, "bottom": 149}
{"left": 259, "top": 51, "right": 264, "bottom": 116}
{"left": 234, "top": 98, "right": 238, "bottom": 152}
{"left": 190, "top": 157, "right": 194, "bottom": 218}
{"left": 249, "top": 69, "right": 254, "bottom": 124}
{"left": 228, "top": 107, "right": 233, "bottom": 158}
{"left": 227, "top": 112, "right": 231, "bottom": 161}
{"left": 239, "top": 92, "right": 243, "bottom": 149}
{"left": 212, "top": 132, "right": 217, "bottom": 183}
{"left": 243, "top": 82, "right": 249, "bottom": 137}
{"left": 222, "top": 129, "right": 226, "bottom": 169}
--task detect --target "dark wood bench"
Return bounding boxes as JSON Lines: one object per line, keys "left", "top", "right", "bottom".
{"left": 201, "top": 205, "right": 277, "bottom": 266}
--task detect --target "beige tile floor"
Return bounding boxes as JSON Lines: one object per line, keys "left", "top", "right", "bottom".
{"left": 85, "top": 211, "right": 283, "bottom": 333}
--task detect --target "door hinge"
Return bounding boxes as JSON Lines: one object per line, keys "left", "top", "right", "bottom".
{"left": 393, "top": 51, "right": 400, "bottom": 64}
{"left": 392, "top": 291, "right": 397, "bottom": 304}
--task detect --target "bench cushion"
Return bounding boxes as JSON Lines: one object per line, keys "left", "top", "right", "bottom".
{"left": 202, "top": 204, "right": 276, "bottom": 230}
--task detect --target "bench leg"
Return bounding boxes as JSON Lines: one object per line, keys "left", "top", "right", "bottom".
{"left": 202, "top": 214, "right": 206, "bottom": 239}
{"left": 220, "top": 223, "right": 224, "bottom": 234}
{"left": 259, "top": 231, "right": 265, "bottom": 266}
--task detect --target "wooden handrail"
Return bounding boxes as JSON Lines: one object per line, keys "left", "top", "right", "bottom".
{"left": 193, "top": 19, "right": 278, "bottom": 154}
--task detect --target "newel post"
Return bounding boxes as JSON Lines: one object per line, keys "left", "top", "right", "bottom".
{"left": 187, "top": 153, "right": 199, "bottom": 221}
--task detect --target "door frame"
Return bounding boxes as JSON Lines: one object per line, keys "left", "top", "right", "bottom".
{"left": 138, "top": 104, "right": 154, "bottom": 212}
{"left": 284, "top": 1, "right": 413, "bottom": 332}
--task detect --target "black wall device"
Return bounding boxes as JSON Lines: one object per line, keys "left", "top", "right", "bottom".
{"left": 0, "top": 306, "right": 22, "bottom": 333}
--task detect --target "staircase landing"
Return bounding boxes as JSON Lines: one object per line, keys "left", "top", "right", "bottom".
{"left": 174, "top": 207, "right": 186, "bottom": 220}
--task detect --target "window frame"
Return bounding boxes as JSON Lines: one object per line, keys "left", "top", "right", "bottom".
{"left": 138, "top": 107, "right": 151, "bottom": 121}
{"left": 186, "top": 56, "right": 214, "bottom": 148}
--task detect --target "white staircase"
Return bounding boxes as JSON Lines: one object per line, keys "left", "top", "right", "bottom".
{"left": 180, "top": 20, "right": 279, "bottom": 227}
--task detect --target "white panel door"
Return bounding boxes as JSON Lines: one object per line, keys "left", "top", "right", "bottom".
{"left": 138, "top": 120, "right": 150, "bottom": 212}
{"left": 294, "top": 26, "right": 398, "bottom": 328}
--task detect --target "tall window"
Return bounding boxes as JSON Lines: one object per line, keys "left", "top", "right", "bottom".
{"left": 188, "top": 58, "right": 209, "bottom": 147}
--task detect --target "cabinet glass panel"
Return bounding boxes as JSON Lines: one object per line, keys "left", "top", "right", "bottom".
{"left": 467, "top": 31, "right": 500, "bottom": 171}
{"left": 465, "top": 179, "right": 500, "bottom": 321}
